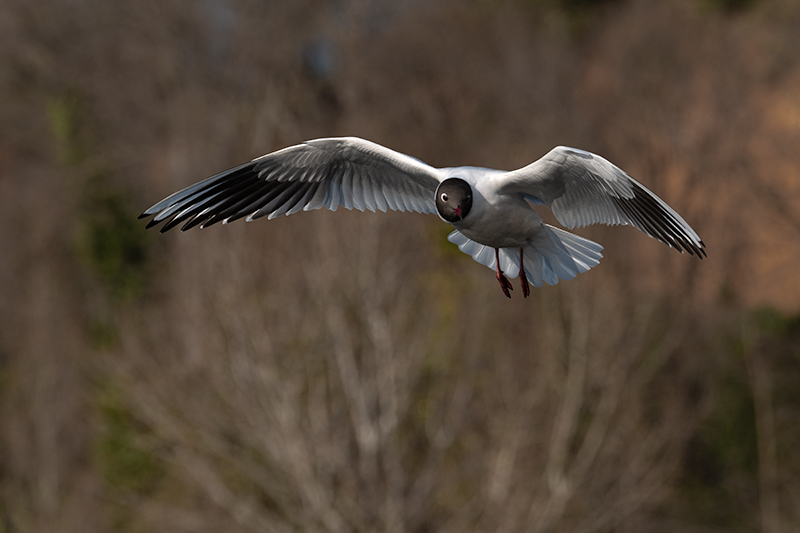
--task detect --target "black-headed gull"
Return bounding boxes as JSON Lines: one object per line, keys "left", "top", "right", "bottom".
{"left": 140, "top": 137, "right": 705, "bottom": 298}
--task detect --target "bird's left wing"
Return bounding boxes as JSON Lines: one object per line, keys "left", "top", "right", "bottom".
{"left": 498, "top": 146, "right": 705, "bottom": 257}
{"left": 140, "top": 137, "right": 442, "bottom": 232}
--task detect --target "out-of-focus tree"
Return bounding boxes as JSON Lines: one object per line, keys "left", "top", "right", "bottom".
{"left": 1, "top": 0, "right": 800, "bottom": 532}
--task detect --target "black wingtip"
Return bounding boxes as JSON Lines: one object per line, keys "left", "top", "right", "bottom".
{"left": 159, "top": 217, "right": 184, "bottom": 233}
{"left": 180, "top": 214, "right": 209, "bottom": 232}
{"left": 145, "top": 217, "right": 163, "bottom": 230}
{"left": 674, "top": 239, "right": 706, "bottom": 259}
{"left": 199, "top": 215, "right": 225, "bottom": 230}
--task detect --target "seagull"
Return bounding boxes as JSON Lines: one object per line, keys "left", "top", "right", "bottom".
{"left": 140, "top": 137, "right": 705, "bottom": 298}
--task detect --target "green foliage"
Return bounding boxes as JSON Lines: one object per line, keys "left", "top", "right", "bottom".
{"left": 701, "top": 371, "right": 758, "bottom": 475}
{"left": 94, "top": 384, "right": 165, "bottom": 494}
{"left": 430, "top": 222, "right": 465, "bottom": 261}
{"left": 46, "top": 90, "right": 152, "bottom": 302}
{"left": 676, "top": 306, "right": 800, "bottom": 527}
{"left": 750, "top": 308, "right": 800, "bottom": 471}
{"left": 46, "top": 92, "right": 89, "bottom": 166}
{"left": 0, "top": 504, "right": 8, "bottom": 533}
{"left": 87, "top": 319, "right": 120, "bottom": 350}
{"left": 76, "top": 173, "right": 151, "bottom": 301}
{"left": 679, "top": 358, "right": 758, "bottom": 526}
{"left": 753, "top": 306, "right": 800, "bottom": 337}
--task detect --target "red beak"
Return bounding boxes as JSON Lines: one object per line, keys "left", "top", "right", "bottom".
{"left": 454, "top": 205, "right": 462, "bottom": 220}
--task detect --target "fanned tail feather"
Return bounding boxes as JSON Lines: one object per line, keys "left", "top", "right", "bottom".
{"left": 447, "top": 225, "right": 604, "bottom": 288}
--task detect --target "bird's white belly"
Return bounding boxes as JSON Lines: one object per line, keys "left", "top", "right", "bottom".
{"left": 455, "top": 199, "right": 542, "bottom": 249}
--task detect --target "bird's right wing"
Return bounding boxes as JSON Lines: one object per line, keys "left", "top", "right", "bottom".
{"left": 139, "top": 137, "right": 442, "bottom": 232}
{"left": 498, "top": 146, "right": 705, "bottom": 257}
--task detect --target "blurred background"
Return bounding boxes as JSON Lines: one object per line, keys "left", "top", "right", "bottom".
{"left": 1, "top": 0, "right": 800, "bottom": 531}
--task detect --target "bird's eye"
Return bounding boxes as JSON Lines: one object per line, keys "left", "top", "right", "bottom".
{"left": 441, "top": 193, "right": 448, "bottom": 202}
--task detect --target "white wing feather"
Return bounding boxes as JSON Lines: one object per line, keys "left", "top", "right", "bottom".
{"left": 499, "top": 146, "right": 705, "bottom": 257}
{"left": 140, "top": 137, "right": 442, "bottom": 232}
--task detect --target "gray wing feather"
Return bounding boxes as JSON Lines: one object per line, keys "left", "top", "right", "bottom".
{"left": 140, "top": 137, "right": 441, "bottom": 232}
{"left": 500, "top": 146, "right": 706, "bottom": 257}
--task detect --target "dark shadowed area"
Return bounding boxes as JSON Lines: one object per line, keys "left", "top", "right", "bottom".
{"left": 1, "top": 0, "right": 799, "bottom": 531}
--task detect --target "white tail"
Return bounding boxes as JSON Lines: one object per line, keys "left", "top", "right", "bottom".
{"left": 447, "top": 225, "right": 604, "bottom": 287}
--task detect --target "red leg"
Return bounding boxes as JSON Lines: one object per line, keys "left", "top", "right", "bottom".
{"left": 495, "top": 248, "right": 513, "bottom": 298}
{"left": 519, "top": 247, "right": 530, "bottom": 298}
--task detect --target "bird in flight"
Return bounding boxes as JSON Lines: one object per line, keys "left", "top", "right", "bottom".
{"left": 140, "top": 137, "right": 705, "bottom": 298}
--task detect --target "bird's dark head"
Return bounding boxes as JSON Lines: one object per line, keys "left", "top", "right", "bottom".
{"left": 436, "top": 178, "right": 473, "bottom": 223}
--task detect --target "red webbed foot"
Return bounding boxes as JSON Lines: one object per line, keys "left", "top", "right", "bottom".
{"left": 519, "top": 247, "right": 530, "bottom": 298}
{"left": 494, "top": 248, "right": 513, "bottom": 298}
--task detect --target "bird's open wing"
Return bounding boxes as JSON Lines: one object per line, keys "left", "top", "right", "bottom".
{"left": 140, "top": 137, "right": 442, "bottom": 232}
{"left": 498, "top": 146, "right": 705, "bottom": 257}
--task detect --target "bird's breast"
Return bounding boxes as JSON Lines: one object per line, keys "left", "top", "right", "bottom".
{"left": 454, "top": 195, "right": 542, "bottom": 249}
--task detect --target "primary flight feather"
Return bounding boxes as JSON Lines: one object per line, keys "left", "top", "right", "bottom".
{"left": 140, "top": 137, "right": 705, "bottom": 298}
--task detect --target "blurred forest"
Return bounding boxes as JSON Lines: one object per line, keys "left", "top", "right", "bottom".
{"left": 1, "top": 0, "right": 800, "bottom": 531}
